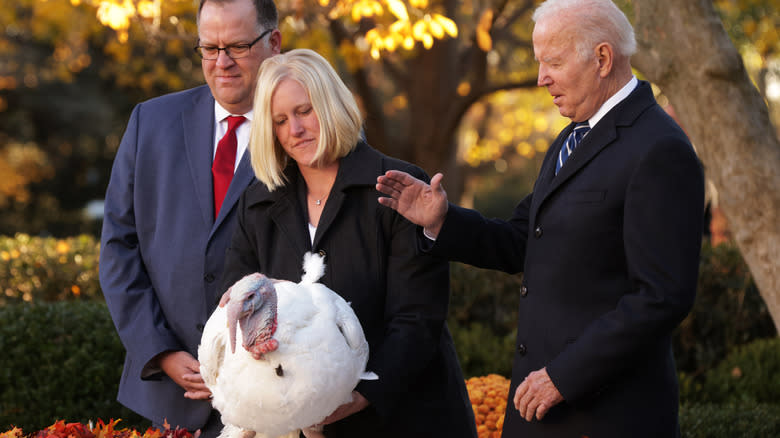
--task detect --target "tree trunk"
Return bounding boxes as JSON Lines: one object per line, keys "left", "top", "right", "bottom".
{"left": 632, "top": 0, "right": 780, "bottom": 332}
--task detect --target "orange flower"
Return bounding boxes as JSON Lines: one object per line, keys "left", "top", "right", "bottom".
{"left": 466, "top": 374, "right": 511, "bottom": 435}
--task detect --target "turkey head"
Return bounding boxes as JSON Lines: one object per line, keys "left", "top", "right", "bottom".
{"left": 226, "top": 273, "right": 279, "bottom": 360}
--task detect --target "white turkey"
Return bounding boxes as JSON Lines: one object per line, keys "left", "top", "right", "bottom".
{"left": 198, "top": 252, "right": 378, "bottom": 438}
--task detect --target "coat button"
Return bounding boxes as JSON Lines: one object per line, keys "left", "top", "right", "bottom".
{"left": 317, "top": 249, "right": 326, "bottom": 258}
{"left": 196, "top": 323, "right": 204, "bottom": 332}
{"left": 204, "top": 273, "right": 215, "bottom": 283}
{"left": 534, "top": 226, "right": 543, "bottom": 238}
{"left": 520, "top": 285, "right": 528, "bottom": 297}
{"left": 517, "top": 343, "right": 527, "bottom": 356}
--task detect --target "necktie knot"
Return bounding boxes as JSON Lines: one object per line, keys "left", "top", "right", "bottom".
{"left": 556, "top": 122, "right": 590, "bottom": 175}
{"left": 225, "top": 115, "right": 245, "bottom": 132}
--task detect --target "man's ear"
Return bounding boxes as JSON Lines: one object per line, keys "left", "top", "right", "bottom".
{"left": 270, "top": 29, "right": 283, "bottom": 55}
{"left": 595, "top": 42, "right": 614, "bottom": 78}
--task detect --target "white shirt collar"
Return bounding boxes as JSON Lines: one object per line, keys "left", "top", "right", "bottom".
{"left": 214, "top": 102, "right": 253, "bottom": 124}
{"left": 587, "top": 75, "right": 638, "bottom": 128}
{"left": 213, "top": 102, "right": 253, "bottom": 170}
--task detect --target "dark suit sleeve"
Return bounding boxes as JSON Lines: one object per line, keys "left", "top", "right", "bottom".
{"left": 425, "top": 193, "right": 532, "bottom": 274}
{"left": 547, "top": 137, "right": 704, "bottom": 401}
{"left": 355, "top": 167, "right": 453, "bottom": 418}
{"left": 99, "top": 103, "right": 184, "bottom": 378}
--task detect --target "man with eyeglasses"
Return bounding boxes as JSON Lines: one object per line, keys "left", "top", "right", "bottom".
{"left": 99, "top": 0, "right": 281, "bottom": 435}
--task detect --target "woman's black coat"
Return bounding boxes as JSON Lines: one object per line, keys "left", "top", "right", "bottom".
{"left": 220, "top": 142, "right": 477, "bottom": 438}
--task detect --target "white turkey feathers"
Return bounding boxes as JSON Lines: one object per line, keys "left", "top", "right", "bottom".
{"left": 198, "top": 252, "right": 377, "bottom": 438}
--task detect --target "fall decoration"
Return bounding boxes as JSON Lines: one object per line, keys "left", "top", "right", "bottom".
{"left": 0, "top": 419, "right": 193, "bottom": 438}
{"left": 466, "top": 373, "right": 510, "bottom": 438}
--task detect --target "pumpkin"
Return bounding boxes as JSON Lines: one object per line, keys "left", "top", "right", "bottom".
{"left": 466, "top": 374, "right": 510, "bottom": 438}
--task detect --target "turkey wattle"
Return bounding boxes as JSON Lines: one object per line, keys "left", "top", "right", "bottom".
{"left": 198, "top": 252, "right": 378, "bottom": 438}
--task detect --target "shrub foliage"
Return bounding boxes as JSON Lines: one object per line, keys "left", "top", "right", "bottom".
{"left": 0, "top": 234, "right": 101, "bottom": 305}
{"left": 0, "top": 234, "right": 776, "bottom": 435}
{"left": 0, "top": 301, "right": 146, "bottom": 431}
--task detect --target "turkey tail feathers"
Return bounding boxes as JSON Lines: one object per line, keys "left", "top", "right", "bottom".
{"left": 301, "top": 252, "right": 326, "bottom": 284}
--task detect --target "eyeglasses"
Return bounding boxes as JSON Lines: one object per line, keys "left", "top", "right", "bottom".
{"left": 194, "top": 28, "right": 274, "bottom": 60}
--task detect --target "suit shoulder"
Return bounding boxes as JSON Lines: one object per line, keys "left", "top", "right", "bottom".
{"left": 136, "top": 85, "right": 212, "bottom": 112}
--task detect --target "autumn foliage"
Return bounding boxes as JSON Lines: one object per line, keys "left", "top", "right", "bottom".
{"left": 0, "top": 420, "right": 192, "bottom": 438}
{"left": 466, "top": 373, "right": 510, "bottom": 438}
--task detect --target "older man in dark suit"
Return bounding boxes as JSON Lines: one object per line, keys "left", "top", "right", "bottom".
{"left": 98, "top": 0, "right": 280, "bottom": 435}
{"left": 376, "top": 0, "right": 704, "bottom": 436}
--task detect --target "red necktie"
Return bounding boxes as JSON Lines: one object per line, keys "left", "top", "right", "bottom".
{"left": 212, "top": 115, "right": 245, "bottom": 219}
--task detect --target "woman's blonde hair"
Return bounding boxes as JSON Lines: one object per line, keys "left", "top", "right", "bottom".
{"left": 249, "top": 48, "right": 363, "bottom": 191}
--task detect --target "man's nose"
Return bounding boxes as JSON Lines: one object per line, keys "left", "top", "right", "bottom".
{"left": 215, "top": 50, "right": 236, "bottom": 67}
{"left": 537, "top": 66, "right": 550, "bottom": 87}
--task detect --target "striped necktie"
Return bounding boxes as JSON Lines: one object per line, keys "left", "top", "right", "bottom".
{"left": 555, "top": 122, "right": 590, "bottom": 175}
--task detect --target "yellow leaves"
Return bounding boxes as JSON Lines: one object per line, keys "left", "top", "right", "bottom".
{"left": 136, "top": 0, "right": 159, "bottom": 20}
{"left": 0, "top": 234, "right": 101, "bottom": 305}
{"left": 0, "top": 426, "right": 23, "bottom": 438}
{"left": 56, "top": 240, "right": 71, "bottom": 254}
{"left": 386, "top": 0, "right": 408, "bottom": 21}
{"left": 96, "top": 0, "right": 135, "bottom": 42}
{"left": 460, "top": 88, "right": 568, "bottom": 168}
{"left": 476, "top": 8, "right": 493, "bottom": 52}
{"left": 434, "top": 13, "right": 457, "bottom": 38}
{"left": 351, "top": 0, "right": 383, "bottom": 22}
{"left": 457, "top": 81, "right": 471, "bottom": 97}
{"left": 344, "top": 1, "right": 458, "bottom": 59}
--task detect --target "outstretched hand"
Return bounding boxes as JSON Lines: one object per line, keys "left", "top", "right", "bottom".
{"left": 376, "top": 170, "right": 449, "bottom": 238}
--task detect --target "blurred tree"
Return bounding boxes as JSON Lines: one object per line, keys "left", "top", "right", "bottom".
{"left": 274, "top": 0, "right": 554, "bottom": 198}
{"left": 0, "top": 0, "right": 201, "bottom": 235}
{"left": 631, "top": 0, "right": 780, "bottom": 331}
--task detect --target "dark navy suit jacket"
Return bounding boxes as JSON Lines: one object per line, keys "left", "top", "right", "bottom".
{"left": 99, "top": 85, "right": 255, "bottom": 429}
{"left": 429, "top": 81, "right": 705, "bottom": 437}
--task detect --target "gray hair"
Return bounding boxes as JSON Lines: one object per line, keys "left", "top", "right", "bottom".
{"left": 197, "top": 0, "right": 278, "bottom": 34}
{"left": 533, "top": 0, "right": 636, "bottom": 60}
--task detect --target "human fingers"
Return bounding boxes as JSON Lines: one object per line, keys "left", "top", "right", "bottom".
{"left": 184, "top": 389, "right": 213, "bottom": 400}
{"left": 376, "top": 174, "right": 408, "bottom": 197}
{"left": 513, "top": 380, "right": 529, "bottom": 411}
{"left": 536, "top": 402, "right": 550, "bottom": 421}
{"left": 429, "top": 172, "right": 445, "bottom": 192}
{"left": 181, "top": 372, "right": 205, "bottom": 384}
{"left": 377, "top": 195, "right": 398, "bottom": 210}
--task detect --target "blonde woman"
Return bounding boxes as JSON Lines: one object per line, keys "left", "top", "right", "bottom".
{"left": 220, "top": 49, "right": 477, "bottom": 437}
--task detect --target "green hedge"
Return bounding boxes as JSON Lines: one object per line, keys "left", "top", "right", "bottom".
{"left": 674, "top": 242, "right": 776, "bottom": 376}
{"left": 2, "top": 301, "right": 777, "bottom": 436}
{"left": 0, "top": 301, "right": 147, "bottom": 432}
{"left": 0, "top": 234, "right": 777, "bottom": 435}
{"left": 680, "top": 403, "right": 780, "bottom": 437}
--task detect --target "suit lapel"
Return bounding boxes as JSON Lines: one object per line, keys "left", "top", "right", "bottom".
{"left": 534, "top": 81, "right": 656, "bottom": 211}
{"left": 311, "top": 142, "right": 377, "bottom": 249}
{"left": 245, "top": 172, "right": 315, "bottom": 255}
{"left": 538, "top": 123, "right": 618, "bottom": 203}
{"left": 182, "top": 86, "right": 216, "bottom": 228}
